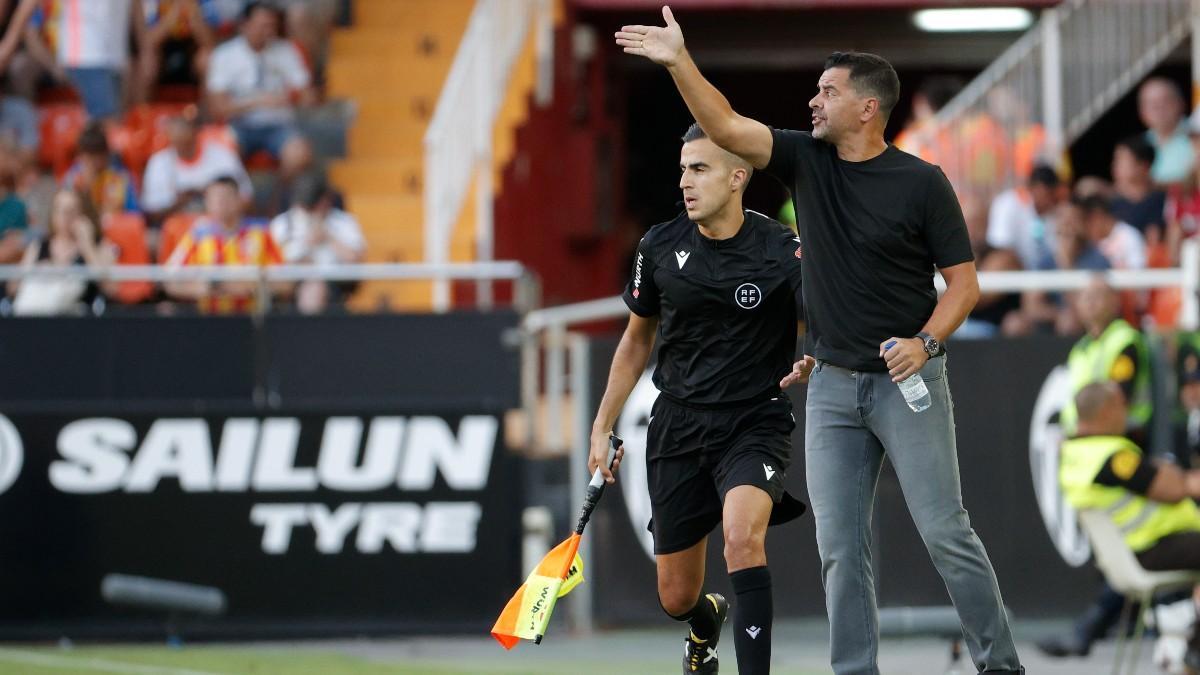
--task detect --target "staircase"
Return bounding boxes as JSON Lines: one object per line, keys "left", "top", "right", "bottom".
{"left": 933, "top": 0, "right": 1193, "bottom": 199}
{"left": 326, "top": 0, "right": 557, "bottom": 312}
{"left": 326, "top": 0, "right": 474, "bottom": 311}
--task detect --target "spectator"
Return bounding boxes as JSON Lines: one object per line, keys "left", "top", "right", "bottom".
{"left": 1110, "top": 134, "right": 1167, "bottom": 238}
{"left": 269, "top": 173, "right": 364, "bottom": 313}
{"left": 0, "top": 0, "right": 146, "bottom": 120}
{"left": 205, "top": 1, "right": 315, "bottom": 177}
{"left": 987, "top": 163, "right": 1061, "bottom": 270}
{"left": 1163, "top": 111, "right": 1200, "bottom": 264}
{"left": 7, "top": 0, "right": 68, "bottom": 100}
{"left": 894, "top": 75, "right": 963, "bottom": 166}
{"left": 1138, "top": 77, "right": 1194, "bottom": 185}
{"left": 141, "top": 112, "right": 252, "bottom": 223}
{"left": 0, "top": 143, "right": 26, "bottom": 263}
{"left": 8, "top": 190, "right": 116, "bottom": 315}
{"left": 165, "top": 175, "right": 286, "bottom": 313}
{"left": 1004, "top": 199, "right": 1111, "bottom": 337}
{"left": 1078, "top": 193, "right": 1147, "bottom": 271}
{"left": 62, "top": 121, "right": 138, "bottom": 220}
{"left": 956, "top": 191, "right": 1020, "bottom": 338}
{"left": 140, "top": 0, "right": 217, "bottom": 100}
{"left": 0, "top": 91, "right": 35, "bottom": 173}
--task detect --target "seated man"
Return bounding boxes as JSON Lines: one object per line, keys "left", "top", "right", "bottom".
{"left": 164, "top": 175, "right": 287, "bottom": 313}
{"left": 1060, "top": 381, "right": 1200, "bottom": 665}
{"left": 141, "top": 112, "right": 252, "bottom": 224}
{"left": 205, "top": 1, "right": 314, "bottom": 176}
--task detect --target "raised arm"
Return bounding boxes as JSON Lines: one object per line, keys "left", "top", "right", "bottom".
{"left": 615, "top": 6, "right": 773, "bottom": 169}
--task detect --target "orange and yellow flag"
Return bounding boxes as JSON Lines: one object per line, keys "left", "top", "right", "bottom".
{"left": 491, "top": 533, "right": 585, "bottom": 649}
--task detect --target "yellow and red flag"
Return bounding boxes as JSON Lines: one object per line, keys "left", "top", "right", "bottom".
{"left": 490, "top": 533, "right": 585, "bottom": 650}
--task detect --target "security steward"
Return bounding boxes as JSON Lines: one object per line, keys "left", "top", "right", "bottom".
{"left": 1060, "top": 381, "right": 1200, "bottom": 667}
{"left": 1060, "top": 275, "right": 1152, "bottom": 443}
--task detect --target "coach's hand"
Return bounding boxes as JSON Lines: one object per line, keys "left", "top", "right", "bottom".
{"left": 589, "top": 429, "right": 625, "bottom": 484}
{"left": 615, "top": 6, "right": 685, "bottom": 67}
{"left": 880, "top": 337, "right": 929, "bottom": 383}
{"left": 780, "top": 355, "right": 816, "bottom": 388}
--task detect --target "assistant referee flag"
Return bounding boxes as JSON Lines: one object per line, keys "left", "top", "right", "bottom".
{"left": 490, "top": 534, "right": 585, "bottom": 649}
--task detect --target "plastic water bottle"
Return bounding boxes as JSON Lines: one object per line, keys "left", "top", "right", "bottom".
{"left": 885, "top": 341, "right": 931, "bottom": 413}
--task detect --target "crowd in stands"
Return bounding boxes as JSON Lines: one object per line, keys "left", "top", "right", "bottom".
{"left": 894, "top": 74, "right": 1200, "bottom": 339}
{"left": 0, "top": 0, "right": 362, "bottom": 316}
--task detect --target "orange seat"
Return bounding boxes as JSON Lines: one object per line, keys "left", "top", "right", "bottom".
{"left": 102, "top": 212, "right": 155, "bottom": 304}
{"left": 38, "top": 104, "right": 86, "bottom": 178}
{"left": 159, "top": 212, "right": 199, "bottom": 263}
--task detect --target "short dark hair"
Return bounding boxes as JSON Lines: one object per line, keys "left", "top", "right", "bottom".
{"left": 242, "top": 1, "right": 280, "bottom": 22}
{"left": 681, "top": 123, "right": 707, "bottom": 144}
{"left": 1073, "top": 192, "right": 1114, "bottom": 217}
{"left": 824, "top": 52, "right": 901, "bottom": 121}
{"left": 1029, "top": 164, "right": 1060, "bottom": 189}
{"left": 208, "top": 175, "right": 241, "bottom": 192}
{"left": 77, "top": 122, "right": 108, "bottom": 156}
{"left": 1114, "top": 134, "right": 1156, "bottom": 167}
{"left": 293, "top": 172, "right": 331, "bottom": 209}
{"left": 916, "top": 75, "right": 965, "bottom": 113}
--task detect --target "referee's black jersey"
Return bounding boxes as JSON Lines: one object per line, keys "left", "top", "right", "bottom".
{"left": 622, "top": 209, "right": 804, "bottom": 407}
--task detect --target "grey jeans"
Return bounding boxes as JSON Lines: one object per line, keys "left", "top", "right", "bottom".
{"left": 805, "top": 355, "right": 1022, "bottom": 675}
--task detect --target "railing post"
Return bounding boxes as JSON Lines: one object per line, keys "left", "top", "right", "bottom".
{"left": 1182, "top": 239, "right": 1200, "bottom": 331}
{"left": 546, "top": 323, "right": 567, "bottom": 452}
{"left": 1041, "top": 7, "right": 1064, "bottom": 165}
{"left": 568, "top": 332, "right": 594, "bottom": 635}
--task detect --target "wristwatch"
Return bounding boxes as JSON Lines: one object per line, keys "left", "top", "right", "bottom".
{"left": 916, "top": 332, "right": 941, "bottom": 358}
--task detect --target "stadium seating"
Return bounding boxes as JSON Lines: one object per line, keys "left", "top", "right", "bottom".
{"left": 327, "top": 0, "right": 474, "bottom": 311}
{"left": 102, "top": 212, "right": 155, "bottom": 305}
{"left": 159, "top": 213, "right": 199, "bottom": 263}
{"left": 38, "top": 103, "right": 86, "bottom": 178}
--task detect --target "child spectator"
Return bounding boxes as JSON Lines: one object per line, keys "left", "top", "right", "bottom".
{"left": 62, "top": 121, "right": 138, "bottom": 220}
{"left": 1111, "top": 134, "right": 1167, "bottom": 238}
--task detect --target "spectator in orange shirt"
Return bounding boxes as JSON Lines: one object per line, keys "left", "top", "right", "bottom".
{"left": 164, "top": 175, "right": 288, "bottom": 313}
{"left": 894, "top": 75, "right": 963, "bottom": 167}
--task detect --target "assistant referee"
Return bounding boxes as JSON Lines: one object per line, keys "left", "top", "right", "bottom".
{"left": 589, "top": 123, "right": 804, "bottom": 675}
{"left": 615, "top": 8, "right": 1023, "bottom": 675}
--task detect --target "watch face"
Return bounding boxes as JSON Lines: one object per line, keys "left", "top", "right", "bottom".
{"left": 925, "top": 338, "right": 939, "bottom": 356}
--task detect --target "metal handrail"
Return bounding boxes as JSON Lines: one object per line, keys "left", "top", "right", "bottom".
{"left": 424, "top": 0, "right": 555, "bottom": 312}
{"left": 931, "top": 0, "right": 1193, "bottom": 198}
{"left": 0, "top": 262, "right": 530, "bottom": 283}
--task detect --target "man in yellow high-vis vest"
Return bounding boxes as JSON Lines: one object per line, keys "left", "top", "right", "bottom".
{"left": 1061, "top": 277, "right": 1152, "bottom": 444}
{"left": 1060, "top": 382, "right": 1200, "bottom": 667}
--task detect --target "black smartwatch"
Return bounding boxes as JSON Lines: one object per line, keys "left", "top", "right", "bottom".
{"left": 916, "top": 332, "right": 941, "bottom": 358}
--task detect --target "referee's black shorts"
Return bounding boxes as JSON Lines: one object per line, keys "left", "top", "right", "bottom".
{"left": 646, "top": 392, "right": 802, "bottom": 555}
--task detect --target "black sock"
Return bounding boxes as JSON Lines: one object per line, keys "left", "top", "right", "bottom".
{"left": 664, "top": 594, "right": 719, "bottom": 642}
{"left": 731, "top": 566, "right": 772, "bottom": 675}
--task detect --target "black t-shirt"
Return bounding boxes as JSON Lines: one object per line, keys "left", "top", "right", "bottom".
{"left": 1111, "top": 192, "right": 1167, "bottom": 235}
{"left": 622, "top": 209, "right": 803, "bottom": 406}
{"left": 765, "top": 129, "right": 974, "bottom": 371}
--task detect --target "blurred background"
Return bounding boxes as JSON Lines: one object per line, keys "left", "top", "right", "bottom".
{"left": 2, "top": 0, "right": 1200, "bottom": 673}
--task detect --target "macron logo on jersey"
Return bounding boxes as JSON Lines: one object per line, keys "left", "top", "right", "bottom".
{"left": 763, "top": 463, "right": 776, "bottom": 481}
{"left": 675, "top": 250, "right": 691, "bottom": 269}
